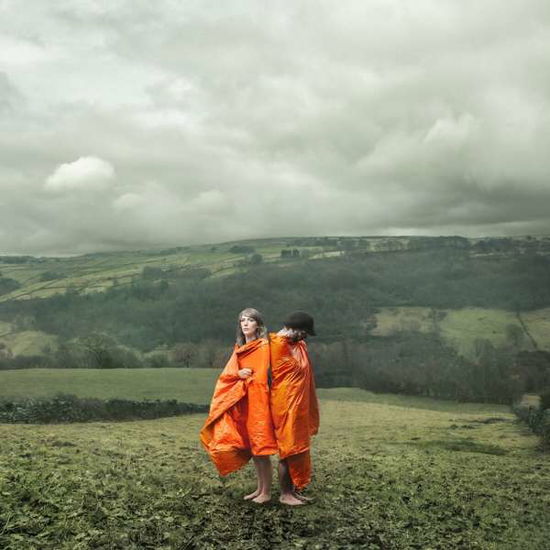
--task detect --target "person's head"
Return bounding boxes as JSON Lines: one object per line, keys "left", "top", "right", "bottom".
{"left": 283, "top": 311, "right": 316, "bottom": 341}
{"left": 236, "top": 307, "right": 267, "bottom": 346}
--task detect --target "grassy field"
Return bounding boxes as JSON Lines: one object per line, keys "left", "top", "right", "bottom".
{"left": 0, "top": 238, "right": 316, "bottom": 303}
{"left": 522, "top": 307, "right": 550, "bottom": 350}
{"left": 441, "top": 308, "right": 524, "bottom": 358}
{"left": 0, "top": 248, "right": 236, "bottom": 302}
{"left": 0, "top": 368, "right": 220, "bottom": 403}
{"left": 0, "top": 368, "right": 513, "bottom": 414}
{"left": 371, "top": 307, "right": 437, "bottom": 336}
{"left": 0, "top": 234, "right": 502, "bottom": 304}
{"left": 0, "top": 331, "right": 58, "bottom": 356}
{"left": 0, "top": 321, "right": 11, "bottom": 336}
{"left": 372, "top": 306, "right": 550, "bottom": 359}
{"left": 0, "top": 399, "right": 548, "bottom": 549}
{"left": 1, "top": 370, "right": 549, "bottom": 548}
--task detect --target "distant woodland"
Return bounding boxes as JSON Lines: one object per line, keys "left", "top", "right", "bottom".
{"left": 1, "top": 236, "right": 550, "bottom": 404}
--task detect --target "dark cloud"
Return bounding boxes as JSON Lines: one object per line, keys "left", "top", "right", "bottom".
{"left": 1, "top": 0, "right": 549, "bottom": 254}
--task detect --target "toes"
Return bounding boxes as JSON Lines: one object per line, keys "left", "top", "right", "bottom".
{"left": 279, "top": 496, "right": 306, "bottom": 506}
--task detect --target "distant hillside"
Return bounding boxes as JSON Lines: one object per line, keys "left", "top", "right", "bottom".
{"left": 1, "top": 235, "right": 550, "bottom": 403}
{"left": 372, "top": 306, "right": 550, "bottom": 360}
{"left": 1, "top": 235, "right": 548, "bottom": 302}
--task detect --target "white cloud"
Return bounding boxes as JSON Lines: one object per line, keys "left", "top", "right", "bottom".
{"left": 186, "top": 190, "right": 227, "bottom": 215}
{"left": 45, "top": 156, "right": 115, "bottom": 192}
{"left": 424, "top": 113, "right": 477, "bottom": 146}
{"left": 0, "top": 1, "right": 550, "bottom": 254}
{"left": 112, "top": 192, "right": 145, "bottom": 210}
{"left": 0, "top": 36, "right": 56, "bottom": 67}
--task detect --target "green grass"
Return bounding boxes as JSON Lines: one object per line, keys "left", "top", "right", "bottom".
{"left": 0, "top": 369, "right": 512, "bottom": 415}
{"left": 1, "top": 393, "right": 548, "bottom": 549}
{"left": 0, "top": 368, "right": 219, "bottom": 403}
{"left": 372, "top": 306, "right": 549, "bottom": 359}
{"left": 0, "top": 239, "right": 300, "bottom": 303}
{"left": 441, "top": 308, "right": 525, "bottom": 358}
{"left": 0, "top": 321, "right": 12, "bottom": 336}
{"left": 371, "top": 307, "right": 436, "bottom": 336}
{"left": 522, "top": 307, "right": 550, "bottom": 350}
{"left": 0, "top": 235, "right": 484, "bottom": 303}
{"left": 0, "top": 331, "right": 58, "bottom": 356}
{"left": 315, "top": 387, "right": 511, "bottom": 414}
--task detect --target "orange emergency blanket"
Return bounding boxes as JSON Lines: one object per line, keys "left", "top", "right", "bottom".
{"left": 269, "top": 333, "right": 320, "bottom": 490}
{"left": 200, "top": 337, "right": 277, "bottom": 476}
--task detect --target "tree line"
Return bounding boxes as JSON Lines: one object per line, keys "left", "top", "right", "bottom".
{"left": 1, "top": 248, "right": 550, "bottom": 404}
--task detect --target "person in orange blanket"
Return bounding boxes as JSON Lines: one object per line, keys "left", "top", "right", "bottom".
{"left": 270, "top": 311, "right": 320, "bottom": 506}
{"left": 200, "top": 308, "right": 277, "bottom": 504}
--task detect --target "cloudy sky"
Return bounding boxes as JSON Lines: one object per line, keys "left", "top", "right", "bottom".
{"left": 1, "top": 0, "right": 550, "bottom": 255}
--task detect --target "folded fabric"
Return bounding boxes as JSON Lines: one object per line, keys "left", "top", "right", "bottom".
{"left": 269, "top": 333, "right": 320, "bottom": 489}
{"left": 200, "top": 337, "right": 277, "bottom": 475}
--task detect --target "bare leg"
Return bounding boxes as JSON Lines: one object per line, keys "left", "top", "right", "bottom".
{"left": 278, "top": 459, "right": 304, "bottom": 506}
{"left": 243, "top": 457, "right": 261, "bottom": 500}
{"left": 252, "top": 456, "right": 272, "bottom": 503}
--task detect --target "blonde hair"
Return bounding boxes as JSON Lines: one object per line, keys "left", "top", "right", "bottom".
{"left": 235, "top": 307, "right": 267, "bottom": 346}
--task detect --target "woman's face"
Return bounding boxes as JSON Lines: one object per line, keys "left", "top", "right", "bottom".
{"left": 240, "top": 315, "right": 259, "bottom": 340}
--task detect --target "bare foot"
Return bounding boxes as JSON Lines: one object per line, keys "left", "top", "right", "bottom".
{"left": 293, "top": 491, "right": 313, "bottom": 502}
{"left": 279, "top": 493, "right": 306, "bottom": 506}
{"left": 243, "top": 489, "right": 260, "bottom": 501}
{"left": 252, "top": 493, "right": 271, "bottom": 504}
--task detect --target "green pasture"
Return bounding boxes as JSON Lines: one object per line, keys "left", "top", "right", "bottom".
{"left": 0, "top": 368, "right": 512, "bottom": 414}
{"left": 0, "top": 331, "right": 58, "bottom": 356}
{"left": 0, "top": 368, "right": 220, "bottom": 403}
{"left": 1, "top": 387, "right": 549, "bottom": 548}
{"left": 522, "top": 307, "right": 550, "bottom": 350}
{"left": 0, "top": 241, "right": 290, "bottom": 303}
{"left": 0, "top": 326, "right": 60, "bottom": 359}
{"left": 441, "top": 308, "right": 523, "bottom": 358}
{"left": 371, "top": 307, "right": 436, "bottom": 336}
{"left": 0, "top": 236, "right": 434, "bottom": 303}
{"left": 0, "top": 321, "right": 11, "bottom": 336}
{"left": 372, "top": 306, "right": 549, "bottom": 359}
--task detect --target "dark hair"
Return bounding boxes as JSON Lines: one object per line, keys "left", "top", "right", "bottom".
{"left": 283, "top": 311, "right": 316, "bottom": 336}
{"left": 236, "top": 308, "right": 267, "bottom": 346}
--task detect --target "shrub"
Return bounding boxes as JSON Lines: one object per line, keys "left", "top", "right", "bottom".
{"left": 540, "top": 389, "right": 550, "bottom": 411}
{"left": 0, "top": 394, "right": 209, "bottom": 423}
{"left": 513, "top": 403, "right": 550, "bottom": 450}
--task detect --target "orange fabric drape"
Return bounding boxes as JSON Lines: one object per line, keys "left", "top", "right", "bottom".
{"left": 200, "top": 337, "right": 277, "bottom": 476}
{"left": 269, "top": 333, "right": 320, "bottom": 490}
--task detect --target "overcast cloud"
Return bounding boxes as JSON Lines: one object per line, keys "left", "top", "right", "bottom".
{"left": 1, "top": 0, "right": 550, "bottom": 255}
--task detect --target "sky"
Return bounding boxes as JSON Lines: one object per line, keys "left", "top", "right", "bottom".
{"left": 1, "top": 0, "right": 550, "bottom": 255}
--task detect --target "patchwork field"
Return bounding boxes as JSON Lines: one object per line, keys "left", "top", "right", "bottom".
{"left": 2, "top": 239, "right": 550, "bottom": 370}
{"left": 0, "top": 239, "right": 312, "bottom": 303}
{"left": 372, "top": 306, "right": 550, "bottom": 359}
{"left": 1, "top": 370, "right": 549, "bottom": 549}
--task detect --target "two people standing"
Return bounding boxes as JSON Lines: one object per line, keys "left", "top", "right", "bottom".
{"left": 200, "top": 309, "right": 319, "bottom": 505}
